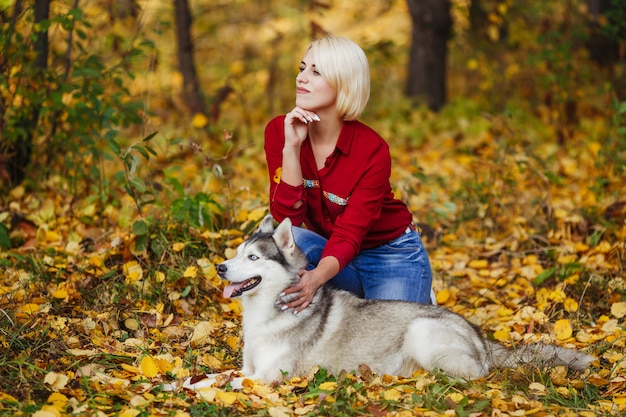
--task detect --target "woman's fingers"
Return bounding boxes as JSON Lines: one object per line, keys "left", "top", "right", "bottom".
{"left": 286, "top": 107, "right": 320, "bottom": 125}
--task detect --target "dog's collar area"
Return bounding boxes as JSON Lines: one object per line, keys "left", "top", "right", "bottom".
{"left": 223, "top": 276, "right": 262, "bottom": 298}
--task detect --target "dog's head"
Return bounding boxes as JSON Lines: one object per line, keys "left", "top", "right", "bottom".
{"left": 218, "top": 215, "right": 307, "bottom": 299}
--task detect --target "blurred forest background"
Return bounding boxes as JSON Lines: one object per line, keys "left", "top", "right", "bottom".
{"left": 2, "top": 0, "right": 624, "bottom": 210}
{"left": 1, "top": 0, "right": 626, "bottom": 416}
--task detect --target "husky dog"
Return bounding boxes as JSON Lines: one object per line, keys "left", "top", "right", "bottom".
{"left": 183, "top": 215, "right": 595, "bottom": 389}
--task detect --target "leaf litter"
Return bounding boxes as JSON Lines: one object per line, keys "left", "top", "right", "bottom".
{"left": 1, "top": 131, "right": 624, "bottom": 416}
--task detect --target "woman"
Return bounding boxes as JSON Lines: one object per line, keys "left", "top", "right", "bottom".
{"left": 264, "top": 36, "right": 433, "bottom": 313}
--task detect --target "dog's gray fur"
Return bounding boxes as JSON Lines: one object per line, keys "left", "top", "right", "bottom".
{"left": 184, "top": 215, "right": 595, "bottom": 388}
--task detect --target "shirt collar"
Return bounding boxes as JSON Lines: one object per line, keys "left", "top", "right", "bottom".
{"left": 335, "top": 120, "right": 357, "bottom": 155}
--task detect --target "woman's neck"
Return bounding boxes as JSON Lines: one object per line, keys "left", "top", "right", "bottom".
{"left": 308, "top": 114, "right": 344, "bottom": 146}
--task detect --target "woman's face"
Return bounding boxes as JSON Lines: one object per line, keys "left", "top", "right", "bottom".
{"left": 295, "top": 49, "right": 336, "bottom": 114}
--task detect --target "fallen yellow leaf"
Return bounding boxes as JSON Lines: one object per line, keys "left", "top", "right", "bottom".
{"left": 215, "top": 390, "right": 238, "bottom": 405}
{"left": 529, "top": 382, "right": 546, "bottom": 395}
{"left": 446, "top": 392, "right": 464, "bottom": 403}
{"left": 564, "top": 298, "right": 579, "bottom": 312}
{"left": 468, "top": 259, "right": 489, "bottom": 269}
{"left": 118, "top": 409, "right": 141, "bottom": 417}
{"left": 200, "top": 354, "right": 223, "bottom": 369}
{"left": 47, "top": 392, "right": 68, "bottom": 408}
{"left": 319, "top": 381, "right": 338, "bottom": 391}
{"left": 44, "top": 372, "right": 69, "bottom": 390}
{"left": 121, "top": 363, "right": 141, "bottom": 374}
{"left": 436, "top": 288, "right": 451, "bottom": 304}
{"left": 183, "top": 266, "right": 197, "bottom": 278}
{"left": 123, "top": 261, "right": 143, "bottom": 284}
{"left": 610, "top": 301, "right": 626, "bottom": 319}
{"left": 0, "top": 392, "right": 18, "bottom": 402}
{"left": 493, "top": 329, "right": 511, "bottom": 342}
{"left": 19, "top": 303, "right": 40, "bottom": 315}
{"left": 158, "top": 358, "right": 174, "bottom": 373}
{"left": 554, "top": 319, "right": 573, "bottom": 340}
{"left": 383, "top": 388, "right": 402, "bottom": 401}
{"left": 152, "top": 271, "right": 164, "bottom": 283}
{"left": 140, "top": 355, "right": 159, "bottom": 378}
{"left": 32, "top": 407, "right": 59, "bottom": 417}
{"left": 190, "top": 321, "right": 214, "bottom": 348}
{"left": 52, "top": 289, "right": 68, "bottom": 299}
{"left": 226, "top": 334, "right": 239, "bottom": 350}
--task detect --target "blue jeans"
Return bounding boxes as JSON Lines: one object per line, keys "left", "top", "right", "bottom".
{"left": 292, "top": 226, "right": 433, "bottom": 304}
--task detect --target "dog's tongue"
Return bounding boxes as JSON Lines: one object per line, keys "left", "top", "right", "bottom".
{"left": 223, "top": 282, "right": 245, "bottom": 298}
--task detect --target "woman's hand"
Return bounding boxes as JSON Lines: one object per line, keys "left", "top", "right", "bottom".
{"left": 278, "top": 256, "right": 339, "bottom": 314}
{"left": 278, "top": 269, "right": 322, "bottom": 314}
{"left": 284, "top": 107, "right": 320, "bottom": 148}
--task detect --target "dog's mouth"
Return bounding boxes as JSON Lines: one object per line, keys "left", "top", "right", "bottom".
{"left": 223, "top": 276, "right": 262, "bottom": 298}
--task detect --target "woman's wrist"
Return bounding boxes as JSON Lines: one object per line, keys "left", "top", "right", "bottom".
{"left": 312, "top": 256, "right": 340, "bottom": 287}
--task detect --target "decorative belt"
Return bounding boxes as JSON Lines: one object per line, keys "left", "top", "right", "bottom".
{"left": 404, "top": 223, "right": 416, "bottom": 234}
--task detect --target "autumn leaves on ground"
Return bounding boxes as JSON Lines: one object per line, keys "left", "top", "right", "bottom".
{"left": 2, "top": 120, "right": 626, "bottom": 417}
{"left": 1, "top": 1, "right": 626, "bottom": 416}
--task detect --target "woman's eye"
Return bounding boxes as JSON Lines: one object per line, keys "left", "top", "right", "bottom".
{"left": 298, "top": 66, "right": 305, "bottom": 72}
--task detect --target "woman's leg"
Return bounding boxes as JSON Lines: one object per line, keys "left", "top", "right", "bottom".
{"left": 358, "top": 230, "right": 433, "bottom": 304}
{"left": 291, "top": 227, "right": 364, "bottom": 297}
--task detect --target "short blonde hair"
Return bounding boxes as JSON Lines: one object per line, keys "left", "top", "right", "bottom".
{"left": 307, "top": 36, "right": 370, "bottom": 121}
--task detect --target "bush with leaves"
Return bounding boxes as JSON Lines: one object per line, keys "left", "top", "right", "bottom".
{"left": 1, "top": 6, "right": 153, "bottom": 210}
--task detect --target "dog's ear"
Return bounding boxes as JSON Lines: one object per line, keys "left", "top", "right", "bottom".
{"left": 272, "top": 217, "right": 294, "bottom": 253}
{"left": 257, "top": 214, "right": 275, "bottom": 233}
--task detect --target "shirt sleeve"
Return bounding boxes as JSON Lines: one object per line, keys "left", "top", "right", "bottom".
{"left": 264, "top": 116, "right": 307, "bottom": 226}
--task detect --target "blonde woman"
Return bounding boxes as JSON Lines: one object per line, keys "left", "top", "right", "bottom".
{"left": 265, "top": 36, "right": 434, "bottom": 313}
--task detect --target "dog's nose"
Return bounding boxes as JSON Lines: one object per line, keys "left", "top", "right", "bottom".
{"left": 216, "top": 263, "right": 227, "bottom": 275}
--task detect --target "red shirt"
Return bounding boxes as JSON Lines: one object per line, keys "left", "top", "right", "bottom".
{"left": 264, "top": 115, "right": 412, "bottom": 270}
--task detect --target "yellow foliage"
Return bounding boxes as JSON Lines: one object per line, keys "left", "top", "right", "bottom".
{"left": 563, "top": 298, "right": 579, "bottom": 312}
{"left": 493, "top": 329, "right": 511, "bottom": 342}
{"left": 191, "top": 113, "right": 209, "bottom": 129}
{"left": 44, "top": 372, "right": 69, "bottom": 390}
{"left": 52, "top": 289, "right": 68, "bottom": 299}
{"left": 319, "top": 381, "right": 338, "bottom": 391}
{"left": 226, "top": 335, "right": 240, "bottom": 350}
{"left": 19, "top": 303, "right": 40, "bottom": 315}
{"left": 215, "top": 390, "right": 239, "bottom": 405}
{"left": 468, "top": 259, "right": 489, "bottom": 269}
{"left": 436, "top": 288, "right": 451, "bottom": 304}
{"left": 123, "top": 261, "right": 143, "bottom": 284}
{"left": 183, "top": 266, "right": 197, "bottom": 278}
{"left": 140, "top": 355, "right": 160, "bottom": 378}
{"left": 383, "top": 388, "right": 402, "bottom": 401}
{"left": 554, "top": 319, "right": 573, "bottom": 341}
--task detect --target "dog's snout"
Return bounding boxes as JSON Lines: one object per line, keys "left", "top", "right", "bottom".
{"left": 216, "top": 263, "right": 227, "bottom": 276}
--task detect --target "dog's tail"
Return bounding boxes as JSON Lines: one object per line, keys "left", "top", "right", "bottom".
{"left": 485, "top": 340, "right": 596, "bottom": 372}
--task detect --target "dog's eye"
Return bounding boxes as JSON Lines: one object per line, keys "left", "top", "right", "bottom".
{"left": 248, "top": 254, "right": 259, "bottom": 261}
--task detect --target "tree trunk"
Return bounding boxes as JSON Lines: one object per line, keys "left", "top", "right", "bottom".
{"left": 3, "top": 0, "right": 49, "bottom": 187}
{"left": 405, "top": 0, "right": 452, "bottom": 112}
{"left": 587, "top": 0, "right": 620, "bottom": 66}
{"left": 173, "top": 0, "right": 206, "bottom": 115}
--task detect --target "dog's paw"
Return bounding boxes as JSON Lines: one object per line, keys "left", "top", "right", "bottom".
{"left": 181, "top": 372, "right": 246, "bottom": 391}
{"left": 182, "top": 375, "right": 217, "bottom": 390}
